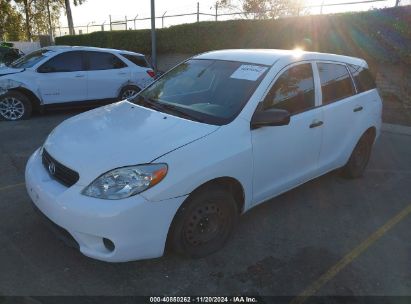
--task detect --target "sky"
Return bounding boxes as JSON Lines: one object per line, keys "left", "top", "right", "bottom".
{"left": 57, "top": 0, "right": 406, "bottom": 34}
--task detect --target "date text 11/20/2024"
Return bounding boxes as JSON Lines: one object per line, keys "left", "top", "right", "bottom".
{"left": 149, "top": 297, "right": 259, "bottom": 303}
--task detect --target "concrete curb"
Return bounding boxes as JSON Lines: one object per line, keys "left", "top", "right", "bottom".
{"left": 382, "top": 123, "right": 411, "bottom": 136}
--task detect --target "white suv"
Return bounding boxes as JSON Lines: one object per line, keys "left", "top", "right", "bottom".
{"left": 25, "top": 49, "right": 382, "bottom": 262}
{"left": 0, "top": 46, "right": 155, "bottom": 121}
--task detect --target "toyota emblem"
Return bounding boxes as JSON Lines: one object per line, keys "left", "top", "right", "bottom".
{"left": 48, "top": 161, "right": 56, "bottom": 176}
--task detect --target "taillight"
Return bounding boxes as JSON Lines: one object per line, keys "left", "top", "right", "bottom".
{"left": 146, "top": 70, "right": 155, "bottom": 78}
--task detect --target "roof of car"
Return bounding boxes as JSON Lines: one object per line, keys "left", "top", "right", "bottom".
{"left": 44, "top": 46, "right": 144, "bottom": 56}
{"left": 194, "top": 49, "right": 367, "bottom": 67}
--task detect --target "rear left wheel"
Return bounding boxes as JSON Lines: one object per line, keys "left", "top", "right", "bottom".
{"left": 119, "top": 86, "right": 140, "bottom": 101}
{"left": 340, "top": 131, "right": 374, "bottom": 179}
{"left": 0, "top": 91, "right": 32, "bottom": 121}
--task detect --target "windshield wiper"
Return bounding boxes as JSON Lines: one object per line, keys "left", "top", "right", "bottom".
{"left": 134, "top": 95, "right": 164, "bottom": 111}
{"left": 135, "top": 95, "right": 204, "bottom": 123}
{"left": 156, "top": 102, "right": 205, "bottom": 123}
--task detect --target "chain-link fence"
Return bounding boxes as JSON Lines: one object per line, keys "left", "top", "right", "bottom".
{"left": 54, "top": 0, "right": 407, "bottom": 37}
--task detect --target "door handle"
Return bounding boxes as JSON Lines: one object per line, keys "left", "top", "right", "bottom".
{"left": 353, "top": 106, "right": 363, "bottom": 112}
{"left": 75, "top": 74, "right": 85, "bottom": 78}
{"left": 309, "top": 120, "right": 323, "bottom": 129}
{"left": 118, "top": 72, "right": 127, "bottom": 75}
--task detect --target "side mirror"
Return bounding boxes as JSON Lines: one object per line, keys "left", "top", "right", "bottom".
{"left": 251, "top": 109, "right": 290, "bottom": 129}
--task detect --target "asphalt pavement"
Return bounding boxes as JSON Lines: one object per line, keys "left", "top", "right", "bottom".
{"left": 0, "top": 110, "right": 410, "bottom": 298}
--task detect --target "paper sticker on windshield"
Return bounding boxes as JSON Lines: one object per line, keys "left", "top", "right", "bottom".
{"left": 230, "top": 65, "right": 268, "bottom": 81}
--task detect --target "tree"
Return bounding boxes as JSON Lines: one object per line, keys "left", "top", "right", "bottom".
{"left": 218, "top": 0, "right": 304, "bottom": 19}
{"left": 13, "top": 0, "right": 60, "bottom": 40}
{"left": 0, "top": 0, "right": 25, "bottom": 40}
{"left": 62, "top": 0, "right": 86, "bottom": 35}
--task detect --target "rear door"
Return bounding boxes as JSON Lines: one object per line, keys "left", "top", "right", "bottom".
{"left": 85, "top": 51, "right": 130, "bottom": 100}
{"left": 36, "top": 51, "right": 88, "bottom": 104}
{"left": 315, "top": 62, "right": 359, "bottom": 172}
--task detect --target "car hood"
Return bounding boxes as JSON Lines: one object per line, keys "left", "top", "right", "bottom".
{"left": 0, "top": 66, "right": 24, "bottom": 76}
{"left": 44, "top": 101, "right": 219, "bottom": 185}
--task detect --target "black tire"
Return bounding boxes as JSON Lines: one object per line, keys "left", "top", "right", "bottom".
{"left": 118, "top": 86, "right": 140, "bottom": 101}
{"left": 0, "top": 91, "right": 32, "bottom": 121}
{"left": 340, "top": 131, "right": 374, "bottom": 179}
{"left": 169, "top": 186, "right": 239, "bottom": 258}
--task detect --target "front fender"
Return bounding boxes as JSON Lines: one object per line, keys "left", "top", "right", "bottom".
{"left": 140, "top": 118, "right": 254, "bottom": 211}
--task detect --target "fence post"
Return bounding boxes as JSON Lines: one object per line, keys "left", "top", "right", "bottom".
{"left": 197, "top": 2, "right": 200, "bottom": 22}
{"left": 162, "top": 11, "right": 167, "bottom": 28}
{"left": 215, "top": 2, "right": 218, "bottom": 21}
{"left": 109, "top": 15, "right": 112, "bottom": 31}
{"left": 395, "top": 0, "right": 400, "bottom": 6}
{"left": 125, "top": 16, "right": 128, "bottom": 30}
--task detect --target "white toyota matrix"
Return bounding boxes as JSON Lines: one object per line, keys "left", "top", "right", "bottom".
{"left": 25, "top": 49, "right": 382, "bottom": 262}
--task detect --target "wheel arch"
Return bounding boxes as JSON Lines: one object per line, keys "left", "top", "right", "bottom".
{"left": 117, "top": 83, "right": 141, "bottom": 98}
{"left": 7, "top": 87, "right": 42, "bottom": 110}
{"left": 165, "top": 176, "right": 245, "bottom": 253}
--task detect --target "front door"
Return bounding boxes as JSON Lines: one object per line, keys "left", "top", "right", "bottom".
{"left": 251, "top": 62, "right": 324, "bottom": 204}
{"left": 36, "top": 51, "right": 88, "bottom": 104}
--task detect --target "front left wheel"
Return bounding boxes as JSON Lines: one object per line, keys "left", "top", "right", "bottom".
{"left": 0, "top": 91, "right": 32, "bottom": 121}
{"left": 169, "top": 186, "right": 239, "bottom": 258}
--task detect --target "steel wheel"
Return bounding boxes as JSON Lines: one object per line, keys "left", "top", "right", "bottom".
{"left": 169, "top": 186, "right": 238, "bottom": 258}
{"left": 183, "top": 201, "right": 228, "bottom": 247}
{"left": 341, "top": 131, "right": 373, "bottom": 179}
{"left": 0, "top": 97, "right": 25, "bottom": 121}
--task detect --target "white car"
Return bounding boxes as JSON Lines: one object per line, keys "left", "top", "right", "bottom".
{"left": 25, "top": 49, "right": 382, "bottom": 262}
{"left": 0, "top": 46, "right": 155, "bottom": 121}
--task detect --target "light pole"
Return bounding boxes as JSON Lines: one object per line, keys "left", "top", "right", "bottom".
{"left": 151, "top": 0, "right": 157, "bottom": 74}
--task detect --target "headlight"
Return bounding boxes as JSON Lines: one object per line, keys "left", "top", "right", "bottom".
{"left": 82, "top": 164, "right": 168, "bottom": 200}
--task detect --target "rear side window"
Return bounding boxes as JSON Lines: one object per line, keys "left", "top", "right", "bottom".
{"left": 263, "top": 63, "right": 315, "bottom": 115}
{"left": 38, "top": 51, "right": 84, "bottom": 73}
{"left": 86, "top": 51, "right": 127, "bottom": 70}
{"left": 317, "top": 63, "right": 355, "bottom": 104}
{"left": 348, "top": 64, "right": 376, "bottom": 93}
{"left": 121, "top": 54, "right": 149, "bottom": 68}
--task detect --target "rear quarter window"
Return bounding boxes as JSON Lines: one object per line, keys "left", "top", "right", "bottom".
{"left": 348, "top": 64, "right": 376, "bottom": 93}
{"left": 121, "top": 54, "right": 149, "bottom": 68}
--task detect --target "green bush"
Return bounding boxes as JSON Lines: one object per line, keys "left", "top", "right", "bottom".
{"left": 56, "top": 5, "right": 411, "bottom": 63}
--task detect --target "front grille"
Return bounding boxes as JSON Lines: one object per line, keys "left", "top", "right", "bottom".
{"left": 42, "top": 149, "right": 79, "bottom": 187}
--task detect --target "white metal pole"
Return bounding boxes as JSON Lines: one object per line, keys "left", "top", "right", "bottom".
{"left": 151, "top": 0, "right": 157, "bottom": 74}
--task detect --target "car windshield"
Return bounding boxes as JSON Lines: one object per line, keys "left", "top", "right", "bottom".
{"left": 133, "top": 59, "right": 269, "bottom": 125}
{"left": 9, "top": 49, "right": 52, "bottom": 68}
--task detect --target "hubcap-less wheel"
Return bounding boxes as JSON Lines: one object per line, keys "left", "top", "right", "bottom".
{"left": 169, "top": 187, "right": 238, "bottom": 258}
{"left": 121, "top": 89, "right": 138, "bottom": 100}
{"left": 184, "top": 202, "right": 227, "bottom": 247}
{"left": 0, "top": 97, "right": 25, "bottom": 120}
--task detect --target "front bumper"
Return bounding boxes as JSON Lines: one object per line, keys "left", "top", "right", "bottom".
{"left": 25, "top": 148, "right": 187, "bottom": 262}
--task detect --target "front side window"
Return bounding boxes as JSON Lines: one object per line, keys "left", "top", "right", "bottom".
{"left": 133, "top": 59, "right": 269, "bottom": 125}
{"left": 347, "top": 64, "right": 376, "bottom": 93}
{"left": 87, "top": 52, "right": 127, "bottom": 70}
{"left": 263, "top": 63, "right": 315, "bottom": 115}
{"left": 318, "top": 63, "right": 355, "bottom": 104}
{"left": 38, "top": 51, "right": 84, "bottom": 73}
{"left": 10, "top": 49, "right": 53, "bottom": 69}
